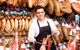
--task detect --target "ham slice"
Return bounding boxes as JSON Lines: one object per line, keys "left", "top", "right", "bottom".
{"left": 1, "top": 18, "right": 6, "bottom": 31}
{"left": 5, "top": 19, "right": 11, "bottom": 33}
{"left": 47, "top": 0, "right": 54, "bottom": 14}
{"left": 71, "top": 2, "right": 80, "bottom": 14}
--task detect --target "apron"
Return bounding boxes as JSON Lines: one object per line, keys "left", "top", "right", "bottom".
{"left": 35, "top": 20, "right": 56, "bottom": 50}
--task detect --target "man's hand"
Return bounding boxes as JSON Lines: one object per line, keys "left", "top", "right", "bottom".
{"left": 28, "top": 37, "right": 36, "bottom": 43}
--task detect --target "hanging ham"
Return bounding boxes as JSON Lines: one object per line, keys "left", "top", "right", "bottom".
{"left": 18, "top": 19, "right": 22, "bottom": 31}
{"left": 22, "top": 18, "right": 25, "bottom": 31}
{"left": 13, "top": 0, "right": 18, "bottom": 6}
{"left": 0, "top": 0, "right": 6, "bottom": 3}
{"left": 0, "top": 20, "right": 1, "bottom": 31}
{"left": 14, "top": 18, "right": 18, "bottom": 31}
{"left": 53, "top": 0, "right": 63, "bottom": 17}
{"left": 1, "top": 18, "right": 6, "bottom": 31}
{"left": 5, "top": 19, "right": 11, "bottom": 33}
{"left": 34, "top": 0, "right": 48, "bottom": 7}
{"left": 71, "top": 2, "right": 80, "bottom": 14}
{"left": 28, "top": 0, "right": 35, "bottom": 8}
{"left": 10, "top": 19, "right": 14, "bottom": 31}
{"left": 47, "top": 0, "right": 54, "bottom": 14}
{"left": 60, "top": 0, "right": 72, "bottom": 14}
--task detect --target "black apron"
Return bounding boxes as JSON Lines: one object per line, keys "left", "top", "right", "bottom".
{"left": 35, "top": 20, "right": 56, "bottom": 50}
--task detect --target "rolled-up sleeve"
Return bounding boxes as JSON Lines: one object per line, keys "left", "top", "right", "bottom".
{"left": 28, "top": 20, "right": 36, "bottom": 38}
{"left": 48, "top": 19, "right": 60, "bottom": 35}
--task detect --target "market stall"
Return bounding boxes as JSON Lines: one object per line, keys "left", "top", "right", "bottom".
{"left": 0, "top": 0, "right": 80, "bottom": 50}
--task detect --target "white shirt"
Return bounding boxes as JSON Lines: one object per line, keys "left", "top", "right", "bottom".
{"left": 28, "top": 17, "right": 58, "bottom": 38}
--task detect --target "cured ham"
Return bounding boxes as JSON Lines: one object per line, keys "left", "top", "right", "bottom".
{"left": 1, "top": 18, "right": 6, "bottom": 31}
{"left": 47, "top": 0, "right": 54, "bottom": 14}
{"left": 34, "top": 0, "right": 48, "bottom": 7}
{"left": 0, "top": 0, "right": 6, "bottom": 3}
{"left": 14, "top": 18, "right": 18, "bottom": 31}
{"left": 13, "top": 0, "right": 17, "bottom": 6}
{"left": 28, "top": 0, "right": 35, "bottom": 8}
{"left": 10, "top": 19, "right": 14, "bottom": 31}
{"left": 5, "top": 19, "right": 11, "bottom": 32}
{"left": 18, "top": 19, "right": 22, "bottom": 31}
{"left": 0, "top": 20, "right": 1, "bottom": 31}
{"left": 22, "top": 0, "right": 28, "bottom": 7}
{"left": 24, "top": 18, "right": 28, "bottom": 31}
{"left": 71, "top": 2, "right": 80, "bottom": 14}
{"left": 28, "top": 19, "right": 32, "bottom": 30}
{"left": 22, "top": 18, "right": 25, "bottom": 31}
{"left": 8, "top": 0, "right": 13, "bottom": 5}
{"left": 60, "top": 0, "right": 72, "bottom": 14}
{"left": 18, "top": 0, "right": 22, "bottom": 6}
{"left": 53, "top": 0, "right": 63, "bottom": 17}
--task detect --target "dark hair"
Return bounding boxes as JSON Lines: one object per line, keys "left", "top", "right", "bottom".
{"left": 34, "top": 5, "right": 45, "bottom": 12}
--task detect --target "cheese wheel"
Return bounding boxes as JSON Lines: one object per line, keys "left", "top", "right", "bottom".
{"left": 5, "top": 19, "right": 11, "bottom": 32}
{"left": 10, "top": 19, "right": 14, "bottom": 31}
{"left": 1, "top": 18, "right": 6, "bottom": 31}
{"left": 71, "top": 2, "right": 80, "bottom": 14}
{"left": 47, "top": 0, "right": 54, "bottom": 14}
{"left": 24, "top": 18, "right": 28, "bottom": 31}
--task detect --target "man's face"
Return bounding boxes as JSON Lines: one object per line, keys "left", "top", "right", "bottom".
{"left": 36, "top": 8, "right": 45, "bottom": 20}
